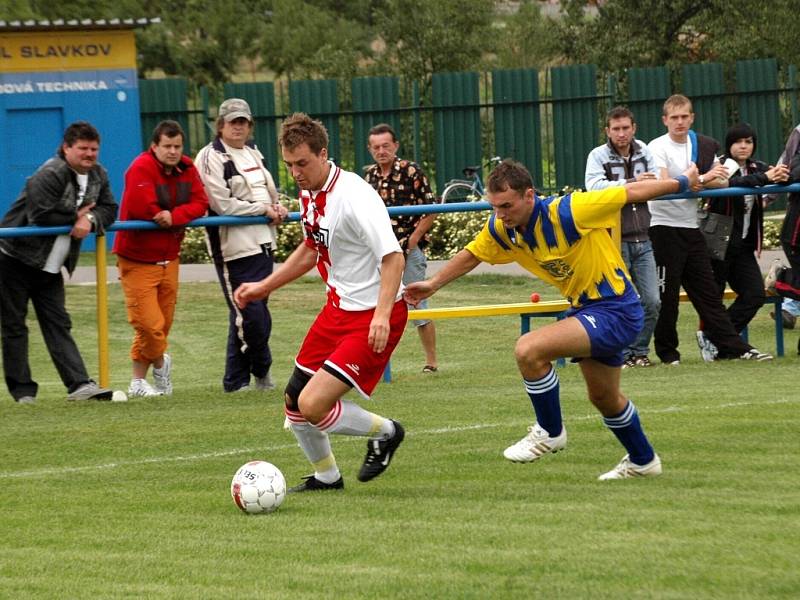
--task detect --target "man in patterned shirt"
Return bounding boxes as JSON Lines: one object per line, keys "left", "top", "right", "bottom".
{"left": 365, "top": 123, "right": 438, "bottom": 372}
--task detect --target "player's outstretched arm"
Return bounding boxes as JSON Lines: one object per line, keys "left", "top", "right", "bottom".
{"left": 404, "top": 249, "right": 481, "bottom": 306}
{"left": 369, "top": 251, "right": 405, "bottom": 353}
{"left": 624, "top": 163, "right": 699, "bottom": 203}
{"left": 234, "top": 243, "right": 317, "bottom": 308}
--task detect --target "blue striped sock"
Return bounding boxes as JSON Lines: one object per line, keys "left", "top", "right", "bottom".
{"left": 523, "top": 367, "right": 562, "bottom": 437}
{"left": 603, "top": 400, "right": 655, "bottom": 465}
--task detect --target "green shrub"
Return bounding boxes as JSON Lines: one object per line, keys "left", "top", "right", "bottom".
{"left": 180, "top": 227, "right": 211, "bottom": 263}
{"left": 427, "top": 209, "right": 489, "bottom": 260}
{"left": 177, "top": 203, "right": 492, "bottom": 264}
{"left": 762, "top": 218, "right": 782, "bottom": 249}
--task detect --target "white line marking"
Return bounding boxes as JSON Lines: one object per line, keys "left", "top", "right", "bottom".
{"left": 1, "top": 398, "right": 796, "bottom": 479}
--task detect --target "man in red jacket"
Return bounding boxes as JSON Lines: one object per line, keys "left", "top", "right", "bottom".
{"left": 113, "top": 120, "right": 209, "bottom": 397}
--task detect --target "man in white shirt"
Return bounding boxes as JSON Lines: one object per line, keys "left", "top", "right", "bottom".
{"left": 235, "top": 113, "right": 407, "bottom": 492}
{"left": 647, "top": 94, "right": 770, "bottom": 363}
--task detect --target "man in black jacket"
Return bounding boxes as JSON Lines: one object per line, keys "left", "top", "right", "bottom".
{"left": 0, "top": 121, "right": 117, "bottom": 404}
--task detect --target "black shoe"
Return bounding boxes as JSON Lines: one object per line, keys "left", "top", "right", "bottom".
{"left": 357, "top": 420, "right": 405, "bottom": 482}
{"left": 288, "top": 474, "right": 344, "bottom": 493}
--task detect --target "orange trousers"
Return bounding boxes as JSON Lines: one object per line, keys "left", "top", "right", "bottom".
{"left": 118, "top": 256, "right": 179, "bottom": 363}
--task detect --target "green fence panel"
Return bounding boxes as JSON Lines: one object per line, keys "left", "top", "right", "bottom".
{"left": 736, "top": 59, "right": 782, "bottom": 164}
{"left": 551, "top": 64, "right": 597, "bottom": 190}
{"left": 681, "top": 63, "right": 726, "bottom": 144}
{"left": 627, "top": 66, "right": 671, "bottom": 144}
{"left": 289, "top": 79, "right": 341, "bottom": 166}
{"left": 223, "top": 82, "right": 280, "bottom": 183}
{"left": 138, "top": 79, "right": 191, "bottom": 152}
{"left": 492, "top": 68, "right": 542, "bottom": 177}
{"left": 432, "top": 71, "right": 482, "bottom": 193}
{"left": 351, "top": 76, "right": 401, "bottom": 175}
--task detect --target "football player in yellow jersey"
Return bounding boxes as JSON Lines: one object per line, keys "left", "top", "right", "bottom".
{"left": 404, "top": 159, "right": 698, "bottom": 480}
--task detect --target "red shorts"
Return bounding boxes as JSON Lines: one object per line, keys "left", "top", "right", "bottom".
{"left": 295, "top": 300, "right": 408, "bottom": 398}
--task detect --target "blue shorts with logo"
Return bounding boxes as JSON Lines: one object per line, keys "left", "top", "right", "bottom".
{"left": 566, "top": 285, "right": 644, "bottom": 367}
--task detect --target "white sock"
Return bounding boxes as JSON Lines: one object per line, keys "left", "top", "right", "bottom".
{"left": 286, "top": 410, "right": 340, "bottom": 483}
{"left": 317, "top": 400, "right": 394, "bottom": 439}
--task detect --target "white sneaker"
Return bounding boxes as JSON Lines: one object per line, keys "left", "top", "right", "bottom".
{"left": 152, "top": 354, "right": 172, "bottom": 395}
{"left": 695, "top": 330, "right": 718, "bottom": 362}
{"left": 740, "top": 348, "right": 773, "bottom": 361}
{"left": 598, "top": 453, "right": 662, "bottom": 480}
{"left": 128, "top": 378, "right": 163, "bottom": 398}
{"left": 503, "top": 423, "right": 567, "bottom": 462}
{"left": 66, "top": 381, "right": 113, "bottom": 401}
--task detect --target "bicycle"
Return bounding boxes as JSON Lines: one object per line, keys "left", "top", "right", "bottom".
{"left": 440, "top": 156, "right": 503, "bottom": 203}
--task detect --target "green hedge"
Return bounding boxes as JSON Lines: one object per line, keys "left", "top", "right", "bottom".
{"left": 179, "top": 211, "right": 786, "bottom": 265}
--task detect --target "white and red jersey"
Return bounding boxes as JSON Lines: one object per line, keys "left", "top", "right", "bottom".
{"left": 300, "top": 162, "right": 403, "bottom": 311}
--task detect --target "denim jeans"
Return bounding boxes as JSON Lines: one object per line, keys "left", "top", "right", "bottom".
{"left": 620, "top": 240, "right": 660, "bottom": 358}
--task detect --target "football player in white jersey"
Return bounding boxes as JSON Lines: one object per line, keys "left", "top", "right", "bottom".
{"left": 235, "top": 113, "right": 407, "bottom": 492}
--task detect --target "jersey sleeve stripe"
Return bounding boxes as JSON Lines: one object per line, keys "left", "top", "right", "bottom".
{"left": 557, "top": 193, "right": 581, "bottom": 245}
{"left": 488, "top": 214, "right": 512, "bottom": 250}
{"left": 539, "top": 197, "right": 558, "bottom": 249}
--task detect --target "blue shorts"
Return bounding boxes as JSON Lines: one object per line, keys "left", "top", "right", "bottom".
{"left": 403, "top": 247, "right": 430, "bottom": 327}
{"left": 566, "top": 286, "right": 644, "bottom": 367}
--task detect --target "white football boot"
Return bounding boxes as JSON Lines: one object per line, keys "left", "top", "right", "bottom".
{"left": 503, "top": 423, "right": 567, "bottom": 462}
{"left": 598, "top": 453, "right": 662, "bottom": 480}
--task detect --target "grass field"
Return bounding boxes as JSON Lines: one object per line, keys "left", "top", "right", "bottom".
{"left": 1, "top": 275, "right": 798, "bottom": 599}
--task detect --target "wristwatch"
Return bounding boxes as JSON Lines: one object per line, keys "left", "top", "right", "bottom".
{"left": 85, "top": 212, "right": 96, "bottom": 229}
{"left": 699, "top": 175, "right": 706, "bottom": 185}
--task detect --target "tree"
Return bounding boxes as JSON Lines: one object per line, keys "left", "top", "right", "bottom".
{"left": 258, "top": 0, "right": 372, "bottom": 80}
{"left": 555, "top": 0, "right": 799, "bottom": 73}
{"left": 372, "top": 0, "right": 496, "bottom": 92}
{"left": 556, "top": 0, "right": 713, "bottom": 71}
{"left": 491, "top": 0, "right": 561, "bottom": 71}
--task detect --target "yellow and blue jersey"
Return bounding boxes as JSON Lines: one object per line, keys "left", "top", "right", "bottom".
{"left": 465, "top": 187, "right": 631, "bottom": 307}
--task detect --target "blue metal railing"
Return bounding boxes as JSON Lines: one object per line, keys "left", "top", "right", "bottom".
{"left": 2, "top": 183, "right": 799, "bottom": 239}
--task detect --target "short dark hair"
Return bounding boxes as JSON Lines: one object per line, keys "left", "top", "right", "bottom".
{"left": 279, "top": 112, "right": 329, "bottom": 155}
{"left": 725, "top": 122, "right": 758, "bottom": 157}
{"left": 487, "top": 159, "right": 534, "bottom": 196}
{"left": 62, "top": 121, "right": 100, "bottom": 147}
{"left": 151, "top": 120, "right": 185, "bottom": 145}
{"left": 606, "top": 106, "right": 635, "bottom": 126}
{"left": 367, "top": 123, "right": 397, "bottom": 143}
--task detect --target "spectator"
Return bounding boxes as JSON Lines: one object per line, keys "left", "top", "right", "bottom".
{"left": 764, "top": 122, "right": 800, "bottom": 344}
{"left": 234, "top": 113, "right": 406, "bottom": 492}
{"left": 113, "top": 120, "right": 209, "bottom": 397}
{"left": 196, "top": 99, "right": 289, "bottom": 393}
{"left": 701, "top": 123, "right": 788, "bottom": 341}
{"left": 0, "top": 121, "right": 116, "bottom": 404}
{"left": 647, "top": 94, "right": 771, "bottom": 363}
{"left": 365, "top": 123, "right": 438, "bottom": 372}
{"left": 404, "top": 159, "right": 701, "bottom": 479}
{"left": 585, "top": 106, "right": 659, "bottom": 368}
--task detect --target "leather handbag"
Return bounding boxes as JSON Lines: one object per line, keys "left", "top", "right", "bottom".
{"left": 697, "top": 210, "right": 733, "bottom": 261}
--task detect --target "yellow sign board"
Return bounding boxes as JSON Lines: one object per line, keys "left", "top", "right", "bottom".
{"left": 0, "top": 30, "right": 136, "bottom": 72}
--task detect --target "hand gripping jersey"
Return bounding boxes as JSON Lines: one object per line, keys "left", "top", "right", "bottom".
{"left": 300, "top": 163, "right": 403, "bottom": 311}
{"left": 466, "top": 187, "right": 633, "bottom": 307}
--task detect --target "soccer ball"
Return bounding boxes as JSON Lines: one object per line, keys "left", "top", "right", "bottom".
{"left": 230, "top": 461, "right": 287, "bottom": 514}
